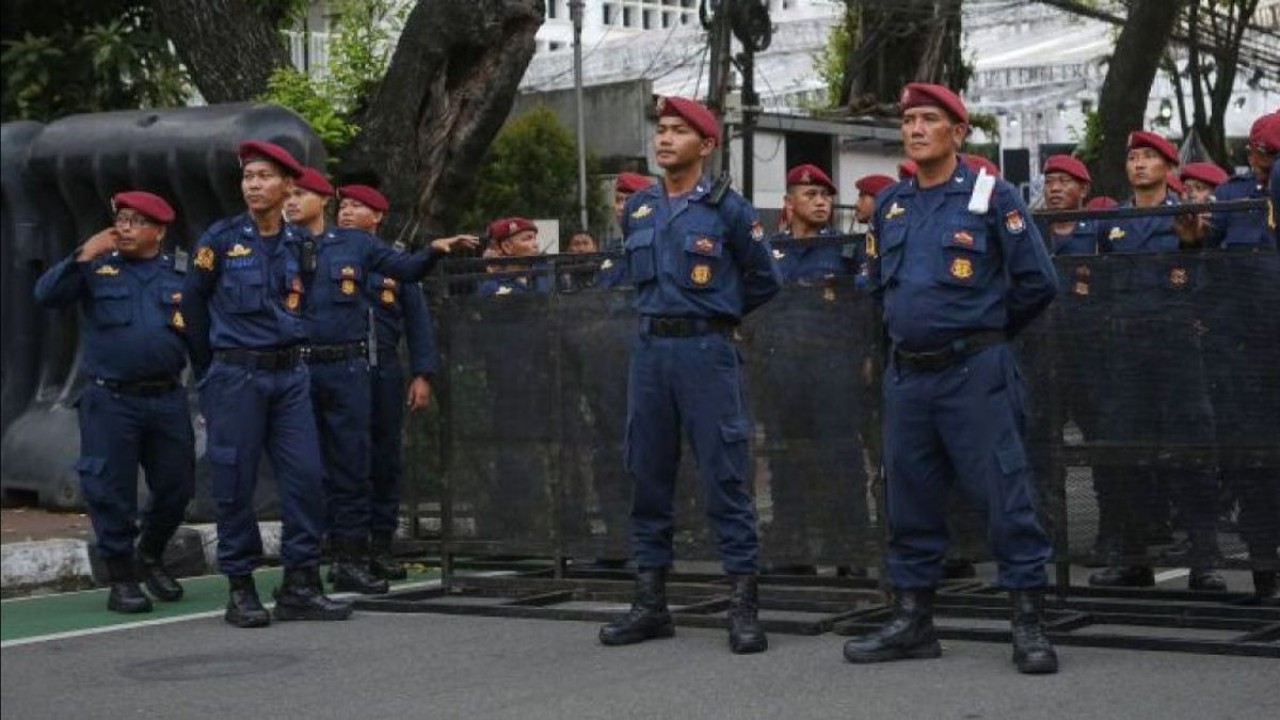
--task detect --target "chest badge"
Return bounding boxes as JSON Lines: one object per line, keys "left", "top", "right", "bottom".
{"left": 195, "top": 246, "right": 216, "bottom": 271}
{"left": 380, "top": 289, "right": 396, "bottom": 305}
{"left": 381, "top": 277, "right": 397, "bottom": 290}
{"left": 1169, "top": 267, "right": 1189, "bottom": 287}
{"left": 1004, "top": 210, "right": 1026, "bottom": 234}
{"left": 340, "top": 279, "right": 357, "bottom": 295}
{"left": 1108, "top": 226, "right": 1126, "bottom": 241}
{"left": 94, "top": 265, "right": 120, "bottom": 275}
{"left": 170, "top": 291, "right": 183, "bottom": 303}
{"left": 772, "top": 248, "right": 786, "bottom": 260}
{"left": 600, "top": 258, "right": 614, "bottom": 270}
{"left": 227, "top": 243, "right": 253, "bottom": 257}
{"left": 952, "top": 230, "right": 975, "bottom": 247}
{"left": 171, "top": 310, "right": 185, "bottom": 330}
{"left": 285, "top": 277, "right": 303, "bottom": 311}
{"left": 949, "top": 257, "right": 974, "bottom": 280}
{"left": 885, "top": 202, "right": 905, "bottom": 220}
{"left": 691, "top": 263, "right": 713, "bottom": 285}
{"left": 495, "top": 285, "right": 513, "bottom": 295}
{"left": 631, "top": 204, "right": 652, "bottom": 219}
{"left": 694, "top": 237, "right": 716, "bottom": 254}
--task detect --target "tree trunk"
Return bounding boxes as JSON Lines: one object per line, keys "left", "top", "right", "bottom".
{"left": 341, "top": 0, "right": 545, "bottom": 239}
{"left": 840, "top": 0, "right": 965, "bottom": 115}
{"left": 151, "top": 0, "right": 292, "bottom": 104}
{"left": 1092, "top": 0, "right": 1186, "bottom": 198}
{"left": 1195, "top": 0, "right": 1258, "bottom": 167}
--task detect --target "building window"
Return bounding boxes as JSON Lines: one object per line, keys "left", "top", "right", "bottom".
{"left": 547, "top": 1, "right": 557, "bottom": 20}
{"left": 643, "top": 9, "right": 653, "bottom": 29}
{"left": 623, "top": 6, "right": 634, "bottom": 27}
{"left": 549, "top": 41, "right": 564, "bottom": 51}
{"left": 603, "top": 4, "right": 615, "bottom": 25}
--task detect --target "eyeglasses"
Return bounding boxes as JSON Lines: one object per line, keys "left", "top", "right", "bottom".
{"left": 114, "top": 214, "right": 156, "bottom": 228}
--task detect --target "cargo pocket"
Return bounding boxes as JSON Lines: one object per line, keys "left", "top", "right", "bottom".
{"left": 995, "top": 436, "right": 1032, "bottom": 514}
{"left": 90, "top": 284, "right": 132, "bottom": 327}
{"left": 679, "top": 232, "right": 727, "bottom": 291}
{"left": 718, "top": 417, "right": 752, "bottom": 481}
{"left": 205, "top": 445, "right": 239, "bottom": 504}
{"left": 221, "top": 270, "right": 264, "bottom": 314}
{"left": 75, "top": 456, "right": 109, "bottom": 506}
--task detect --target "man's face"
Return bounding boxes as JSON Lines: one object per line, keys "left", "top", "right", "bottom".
{"left": 500, "top": 229, "right": 540, "bottom": 257}
{"left": 1044, "top": 172, "right": 1088, "bottom": 210}
{"left": 337, "top": 198, "right": 382, "bottom": 232}
{"left": 901, "top": 106, "right": 965, "bottom": 164}
{"left": 614, "top": 190, "right": 632, "bottom": 222}
{"left": 1125, "top": 148, "right": 1170, "bottom": 192}
{"left": 1247, "top": 144, "right": 1276, "bottom": 180}
{"left": 1182, "top": 178, "right": 1215, "bottom": 204}
{"left": 241, "top": 160, "right": 292, "bottom": 213}
{"left": 783, "top": 184, "right": 833, "bottom": 227}
{"left": 567, "top": 232, "right": 597, "bottom": 254}
{"left": 113, "top": 211, "right": 165, "bottom": 257}
{"left": 855, "top": 192, "right": 876, "bottom": 223}
{"left": 284, "top": 187, "right": 327, "bottom": 225}
{"left": 654, "top": 117, "right": 713, "bottom": 171}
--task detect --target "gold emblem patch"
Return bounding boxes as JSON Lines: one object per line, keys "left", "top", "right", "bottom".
{"left": 341, "top": 266, "right": 356, "bottom": 278}
{"left": 171, "top": 310, "right": 185, "bottom": 329}
{"left": 631, "top": 204, "right": 652, "bottom": 219}
{"left": 690, "top": 263, "right": 712, "bottom": 285}
{"left": 382, "top": 277, "right": 397, "bottom": 290}
{"left": 885, "top": 202, "right": 905, "bottom": 220}
{"left": 1108, "top": 226, "right": 1126, "bottom": 241}
{"left": 285, "top": 292, "right": 301, "bottom": 311}
{"left": 340, "top": 279, "right": 356, "bottom": 295}
{"left": 1169, "top": 267, "right": 1188, "bottom": 286}
{"left": 227, "top": 243, "right": 252, "bottom": 257}
{"left": 1072, "top": 264, "right": 1091, "bottom": 296}
{"left": 694, "top": 237, "right": 715, "bottom": 254}
{"left": 1004, "top": 210, "right": 1026, "bottom": 234}
{"left": 950, "top": 257, "right": 974, "bottom": 279}
{"left": 865, "top": 232, "right": 877, "bottom": 258}
{"left": 94, "top": 265, "right": 120, "bottom": 275}
{"left": 195, "top": 246, "right": 215, "bottom": 270}
{"left": 772, "top": 248, "right": 786, "bottom": 260}
{"left": 380, "top": 289, "right": 396, "bottom": 305}
{"left": 953, "top": 230, "right": 974, "bottom": 247}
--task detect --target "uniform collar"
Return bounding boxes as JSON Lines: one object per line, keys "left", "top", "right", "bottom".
{"left": 898, "top": 158, "right": 975, "bottom": 196}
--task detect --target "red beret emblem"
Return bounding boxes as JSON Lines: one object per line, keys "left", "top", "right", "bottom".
{"left": 508, "top": 221, "right": 518, "bottom": 234}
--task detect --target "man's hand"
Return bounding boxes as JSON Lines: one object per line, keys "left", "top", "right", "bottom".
{"left": 429, "top": 235, "right": 480, "bottom": 255}
{"left": 406, "top": 376, "right": 432, "bottom": 412}
{"left": 1173, "top": 212, "right": 1209, "bottom": 248}
{"left": 76, "top": 228, "right": 120, "bottom": 262}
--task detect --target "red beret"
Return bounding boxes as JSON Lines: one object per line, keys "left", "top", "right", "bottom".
{"left": 1165, "top": 171, "right": 1184, "bottom": 195}
{"left": 1084, "top": 196, "right": 1118, "bottom": 211}
{"left": 962, "top": 154, "right": 1000, "bottom": 177}
{"left": 488, "top": 216, "right": 537, "bottom": 243}
{"left": 295, "top": 168, "right": 334, "bottom": 197}
{"left": 615, "top": 172, "right": 654, "bottom": 194}
{"left": 785, "top": 164, "right": 836, "bottom": 192}
{"left": 656, "top": 96, "right": 719, "bottom": 143}
{"left": 1127, "top": 131, "right": 1179, "bottom": 165}
{"left": 1249, "top": 112, "right": 1280, "bottom": 153}
{"left": 237, "top": 140, "right": 304, "bottom": 177}
{"left": 338, "top": 184, "right": 389, "bottom": 212}
{"left": 1179, "top": 162, "right": 1229, "bottom": 188}
{"left": 897, "top": 160, "right": 917, "bottom": 179}
{"left": 899, "top": 82, "right": 968, "bottom": 124}
{"left": 1043, "top": 154, "right": 1091, "bottom": 184}
{"left": 112, "top": 191, "right": 175, "bottom": 224}
{"left": 855, "top": 174, "right": 895, "bottom": 196}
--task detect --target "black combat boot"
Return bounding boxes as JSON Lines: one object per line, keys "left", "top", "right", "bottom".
{"left": 599, "top": 568, "right": 676, "bottom": 646}
{"left": 1187, "top": 568, "right": 1227, "bottom": 592}
{"left": 843, "top": 589, "right": 941, "bottom": 663}
{"left": 727, "top": 574, "right": 768, "bottom": 654}
{"left": 136, "top": 542, "right": 184, "bottom": 602}
{"left": 330, "top": 537, "right": 390, "bottom": 594}
{"left": 273, "top": 566, "right": 354, "bottom": 621}
{"left": 105, "top": 556, "right": 152, "bottom": 614}
{"left": 368, "top": 531, "right": 407, "bottom": 581}
{"left": 1010, "top": 589, "right": 1059, "bottom": 675}
{"left": 1088, "top": 560, "right": 1155, "bottom": 588}
{"left": 225, "top": 574, "right": 270, "bottom": 628}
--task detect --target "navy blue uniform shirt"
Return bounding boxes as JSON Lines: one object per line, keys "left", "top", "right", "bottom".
{"left": 620, "top": 177, "right": 780, "bottom": 319}
{"left": 1211, "top": 173, "right": 1277, "bottom": 250}
{"left": 868, "top": 160, "right": 1057, "bottom": 351}
{"left": 366, "top": 270, "right": 439, "bottom": 377}
{"left": 770, "top": 225, "right": 864, "bottom": 283}
{"left": 1099, "top": 193, "right": 1181, "bottom": 253}
{"left": 1049, "top": 219, "right": 1101, "bottom": 256}
{"left": 35, "top": 250, "right": 189, "bottom": 381}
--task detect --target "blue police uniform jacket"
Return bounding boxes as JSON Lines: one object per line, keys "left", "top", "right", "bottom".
{"left": 34, "top": 250, "right": 189, "bottom": 381}
{"left": 365, "top": 267, "right": 440, "bottom": 377}
{"left": 596, "top": 254, "right": 629, "bottom": 288}
{"left": 868, "top": 161, "right": 1058, "bottom": 351}
{"left": 1099, "top": 193, "right": 1181, "bottom": 253}
{"left": 476, "top": 263, "right": 553, "bottom": 296}
{"left": 620, "top": 177, "right": 781, "bottom": 319}
{"left": 300, "top": 226, "right": 437, "bottom": 346}
{"left": 1210, "top": 173, "right": 1277, "bottom": 250}
{"left": 1272, "top": 162, "right": 1280, "bottom": 243}
{"left": 769, "top": 225, "right": 864, "bottom": 283}
{"left": 1049, "top": 219, "right": 1101, "bottom": 256}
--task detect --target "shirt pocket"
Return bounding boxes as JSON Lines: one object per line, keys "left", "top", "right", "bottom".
{"left": 90, "top": 283, "right": 132, "bottom": 327}
{"left": 220, "top": 266, "right": 264, "bottom": 314}
{"left": 937, "top": 216, "right": 991, "bottom": 288}
{"left": 330, "top": 259, "right": 362, "bottom": 303}
{"left": 678, "top": 231, "right": 728, "bottom": 291}
{"left": 624, "top": 227, "right": 657, "bottom": 284}
{"left": 876, "top": 222, "right": 908, "bottom": 281}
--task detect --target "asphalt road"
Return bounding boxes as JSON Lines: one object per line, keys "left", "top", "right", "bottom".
{"left": 2, "top": 610, "right": 1277, "bottom": 720}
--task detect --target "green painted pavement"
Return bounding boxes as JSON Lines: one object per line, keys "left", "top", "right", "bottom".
{"left": 0, "top": 567, "right": 440, "bottom": 643}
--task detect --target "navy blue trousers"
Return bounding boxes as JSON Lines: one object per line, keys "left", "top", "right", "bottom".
{"left": 76, "top": 384, "right": 194, "bottom": 560}
{"left": 309, "top": 358, "right": 373, "bottom": 541}
{"left": 883, "top": 344, "right": 1051, "bottom": 589}
{"left": 369, "top": 363, "right": 405, "bottom": 535}
{"left": 626, "top": 331, "right": 760, "bottom": 574}
{"left": 199, "top": 361, "right": 326, "bottom": 575}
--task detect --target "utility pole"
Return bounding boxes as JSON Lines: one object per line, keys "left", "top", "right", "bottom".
{"left": 570, "top": 0, "right": 589, "bottom": 231}
{"left": 703, "top": 0, "right": 734, "bottom": 175}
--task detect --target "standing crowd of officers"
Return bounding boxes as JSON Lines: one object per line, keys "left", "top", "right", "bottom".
{"left": 36, "top": 83, "right": 1277, "bottom": 675}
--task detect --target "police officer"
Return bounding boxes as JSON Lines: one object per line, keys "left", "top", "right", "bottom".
{"left": 843, "top": 84, "right": 1059, "bottom": 674}
{"left": 854, "top": 174, "right": 896, "bottom": 229}
{"left": 181, "top": 141, "right": 351, "bottom": 628}
{"left": 599, "top": 174, "right": 655, "bottom": 288}
{"left": 476, "top": 217, "right": 551, "bottom": 296}
{"left": 1180, "top": 162, "right": 1229, "bottom": 205}
{"left": 772, "top": 164, "right": 862, "bottom": 280}
{"left": 1091, "top": 131, "right": 1224, "bottom": 592}
{"left": 598, "top": 96, "right": 780, "bottom": 654}
{"left": 283, "top": 168, "right": 469, "bottom": 594}
{"left": 34, "top": 192, "right": 194, "bottom": 614}
{"left": 336, "top": 184, "right": 440, "bottom": 581}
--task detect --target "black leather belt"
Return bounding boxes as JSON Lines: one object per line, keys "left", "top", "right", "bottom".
{"left": 307, "top": 341, "right": 367, "bottom": 364}
{"left": 893, "top": 330, "right": 1006, "bottom": 372}
{"left": 213, "top": 346, "right": 307, "bottom": 370}
{"left": 641, "top": 315, "right": 737, "bottom": 338}
{"left": 94, "top": 377, "right": 180, "bottom": 396}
